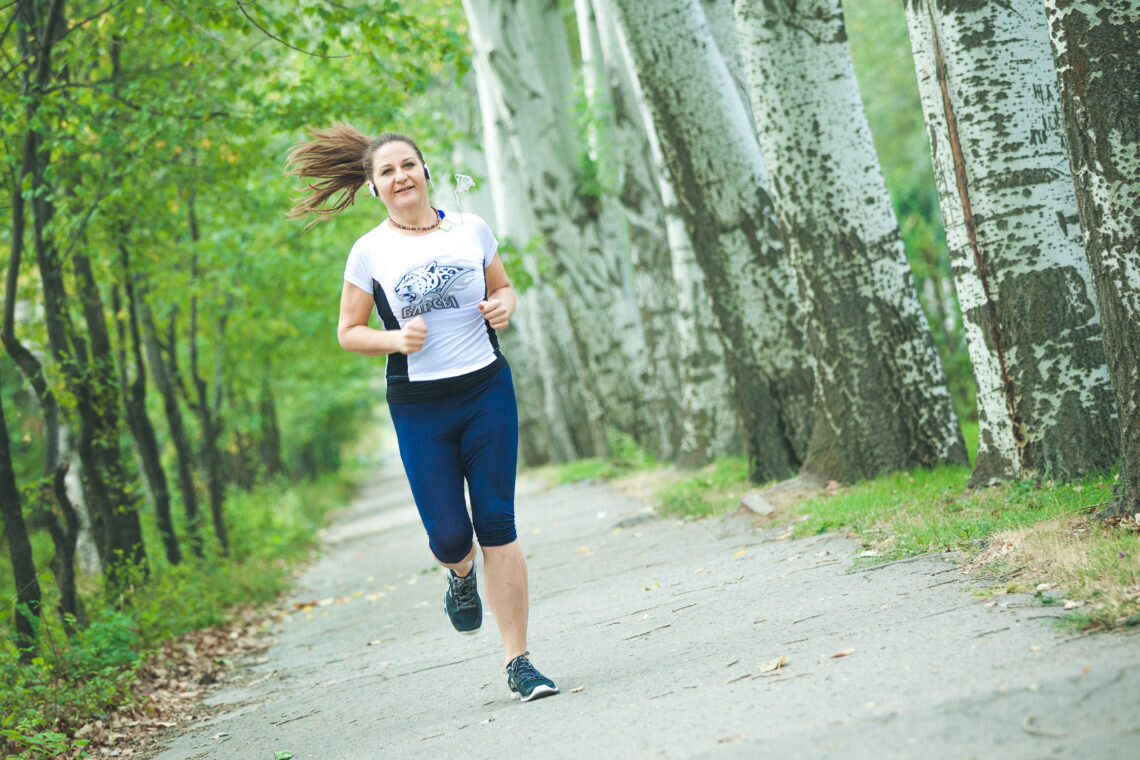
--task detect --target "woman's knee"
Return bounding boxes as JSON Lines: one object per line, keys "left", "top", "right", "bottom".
{"left": 429, "top": 524, "right": 475, "bottom": 565}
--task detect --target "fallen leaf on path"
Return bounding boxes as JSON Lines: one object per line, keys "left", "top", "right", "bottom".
{"left": 985, "top": 601, "right": 998, "bottom": 607}
{"left": 831, "top": 648, "right": 856, "bottom": 658}
{"left": 571, "top": 685, "right": 584, "bottom": 693}
{"left": 776, "top": 531, "right": 794, "bottom": 540}
{"left": 576, "top": 545, "right": 594, "bottom": 555}
{"left": 758, "top": 656, "right": 788, "bottom": 673}
{"left": 734, "top": 549, "right": 747, "bottom": 558}
{"left": 1029, "top": 646, "right": 1042, "bottom": 652}
{"left": 717, "top": 735, "right": 742, "bottom": 743}
{"left": 644, "top": 579, "right": 659, "bottom": 591}
{"left": 694, "top": 568, "right": 706, "bottom": 574}
{"left": 274, "top": 752, "right": 294, "bottom": 760}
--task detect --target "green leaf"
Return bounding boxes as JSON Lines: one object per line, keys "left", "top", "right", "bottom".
{"left": 275, "top": 752, "right": 295, "bottom": 760}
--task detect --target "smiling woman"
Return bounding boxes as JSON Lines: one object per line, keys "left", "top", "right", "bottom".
{"left": 285, "top": 125, "right": 560, "bottom": 703}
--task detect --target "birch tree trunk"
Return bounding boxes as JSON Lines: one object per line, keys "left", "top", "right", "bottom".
{"left": 463, "top": 0, "right": 665, "bottom": 456}
{"left": 701, "top": 0, "right": 755, "bottom": 125}
{"left": 470, "top": 41, "right": 604, "bottom": 463}
{"left": 578, "top": 0, "right": 685, "bottom": 460}
{"left": 1045, "top": 0, "right": 1140, "bottom": 515}
{"left": 609, "top": 0, "right": 815, "bottom": 481}
{"left": 594, "top": 0, "right": 741, "bottom": 464}
{"left": 905, "top": 0, "right": 1118, "bottom": 484}
{"left": 733, "top": 0, "right": 966, "bottom": 480}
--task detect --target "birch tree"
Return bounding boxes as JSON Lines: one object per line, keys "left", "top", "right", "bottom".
{"left": 732, "top": 0, "right": 966, "bottom": 480}
{"left": 592, "top": 0, "right": 742, "bottom": 464}
{"left": 463, "top": 0, "right": 670, "bottom": 456}
{"left": 1044, "top": 0, "right": 1140, "bottom": 515}
{"left": 905, "top": 0, "right": 1118, "bottom": 484}
{"left": 576, "top": 0, "right": 684, "bottom": 459}
{"left": 470, "top": 51, "right": 605, "bottom": 462}
{"left": 609, "top": 0, "right": 815, "bottom": 481}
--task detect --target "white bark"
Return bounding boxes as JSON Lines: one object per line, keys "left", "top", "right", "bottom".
{"left": 610, "top": 0, "right": 814, "bottom": 481}
{"left": 701, "top": 0, "right": 755, "bottom": 125}
{"left": 906, "top": 0, "right": 1118, "bottom": 484}
{"left": 733, "top": 0, "right": 966, "bottom": 480}
{"left": 1045, "top": 0, "right": 1140, "bottom": 513}
{"left": 576, "top": 0, "right": 685, "bottom": 460}
{"left": 464, "top": 0, "right": 666, "bottom": 455}
{"left": 595, "top": 0, "right": 741, "bottom": 464}
{"left": 471, "top": 44, "right": 604, "bottom": 462}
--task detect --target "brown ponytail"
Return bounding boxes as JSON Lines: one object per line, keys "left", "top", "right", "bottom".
{"left": 286, "top": 125, "right": 428, "bottom": 228}
{"left": 285, "top": 124, "right": 371, "bottom": 227}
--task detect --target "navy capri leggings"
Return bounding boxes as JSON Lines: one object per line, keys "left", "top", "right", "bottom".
{"left": 388, "top": 364, "right": 519, "bottom": 564}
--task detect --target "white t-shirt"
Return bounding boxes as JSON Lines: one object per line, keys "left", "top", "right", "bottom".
{"left": 344, "top": 212, "right": 500, "bottom": 383}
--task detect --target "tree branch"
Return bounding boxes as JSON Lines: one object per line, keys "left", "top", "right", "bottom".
{"left": 235, "top": 0, "right": 352, "bottom": 59}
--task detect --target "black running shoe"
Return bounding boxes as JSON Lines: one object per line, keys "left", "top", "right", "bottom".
{"left": 506, "top": 653, "right": 559, "bottom": 702}
{"left": 444, "top": 562, "right": 482, "bottom": 633}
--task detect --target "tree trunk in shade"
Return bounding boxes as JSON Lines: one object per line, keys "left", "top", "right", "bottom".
{"left": 734, "top": 0, "right": 967, "bottom": 481}
{"left": 593, "top": 0, "right": 741, "bottom": 465}
{"left": 1044, "top": 0, "right": 1140, "bottom": 516}
{"left": 464, "top": 0, "right": 665, "bottom": 456}
{"left": 905, "top": 0, "right": 1118, "bottom": 485}
{"left": 610, "top": 0, "right": 815, "bottom": 482}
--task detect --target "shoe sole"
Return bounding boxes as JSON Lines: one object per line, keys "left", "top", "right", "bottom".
{"left": 512, "top": 684, "right": 560, "bottom": 702}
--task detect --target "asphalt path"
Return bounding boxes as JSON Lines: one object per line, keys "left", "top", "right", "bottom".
{"left": 149, "top": 445, "right": 1140, "bottom": 760}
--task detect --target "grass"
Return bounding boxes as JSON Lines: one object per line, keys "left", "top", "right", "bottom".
{"left": 545, "top": 421, "right": 1139, "bottom": 631}
{"left": 0, "top": 463, "right": 364, "bottom": 760}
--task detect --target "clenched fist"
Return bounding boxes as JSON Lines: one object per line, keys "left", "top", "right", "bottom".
{"left": 478, "top": 299, "right": 510, "bottom": 330}
{"left": 399, "top": 316, "right": 427, "bottom": 354}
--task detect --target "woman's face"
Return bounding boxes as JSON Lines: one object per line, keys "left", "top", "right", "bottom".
{"left": 370, "top": 141, "right": 427, "bottom": 213}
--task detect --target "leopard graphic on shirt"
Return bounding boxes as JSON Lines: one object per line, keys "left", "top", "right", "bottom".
{"left": 395, "top": 260, "right": 477, "bottom": 318}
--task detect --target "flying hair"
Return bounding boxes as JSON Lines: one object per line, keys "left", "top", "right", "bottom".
{"left": 285, "top": 124, "right": 426, "bottom": 229}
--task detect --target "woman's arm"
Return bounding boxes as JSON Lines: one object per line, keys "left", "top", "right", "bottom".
{"left": 478, "top": 253, "right": 516, "bottom": 330}
{"left": 337, "top": 281, "right": 426, "bottom": 356}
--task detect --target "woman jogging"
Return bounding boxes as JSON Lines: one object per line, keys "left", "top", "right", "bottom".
{"left": 286, "top": 125, "right": 558, "bottom": 702}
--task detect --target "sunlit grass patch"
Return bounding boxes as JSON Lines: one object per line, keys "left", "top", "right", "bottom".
{"left": 793, "top": 467, "right": 1117, "bottom": 558}
{"left": 969, "top": 515, "right": 1140, "bottom": 630}
{"left": 655, "top": 457, "right": 752, "bottom": 518}
{"left": 542, "top": 429, "right": 657, "bottom": 485}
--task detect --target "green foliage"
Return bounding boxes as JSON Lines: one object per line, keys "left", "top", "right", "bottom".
{"left": 0, "top": 467, "right": 358, "bottom": 756}
{"left": 599, "top": 429, "right": 655, "bottom": 478}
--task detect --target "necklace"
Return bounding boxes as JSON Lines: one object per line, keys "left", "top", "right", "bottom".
{"left": 389, "top": 208, "right": 441, "bottom": 232}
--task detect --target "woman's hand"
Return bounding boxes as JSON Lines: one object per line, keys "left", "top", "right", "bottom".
{"left": 399, "top": 316, "right": 427, "bottom": 354}
{"left": 478, "top": 299, "right": 510, "bottom": 330}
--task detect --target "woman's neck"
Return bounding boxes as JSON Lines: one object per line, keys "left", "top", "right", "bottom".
{"left": 388, "top": 203, "right": 437, "bottom": 230}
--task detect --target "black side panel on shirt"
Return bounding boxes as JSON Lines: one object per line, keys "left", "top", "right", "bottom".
{"left": 482, "top": 274, "right": 500, "bottom": 352}
{"left": 372, "top": 279, "right": 407, "bottom": 381}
